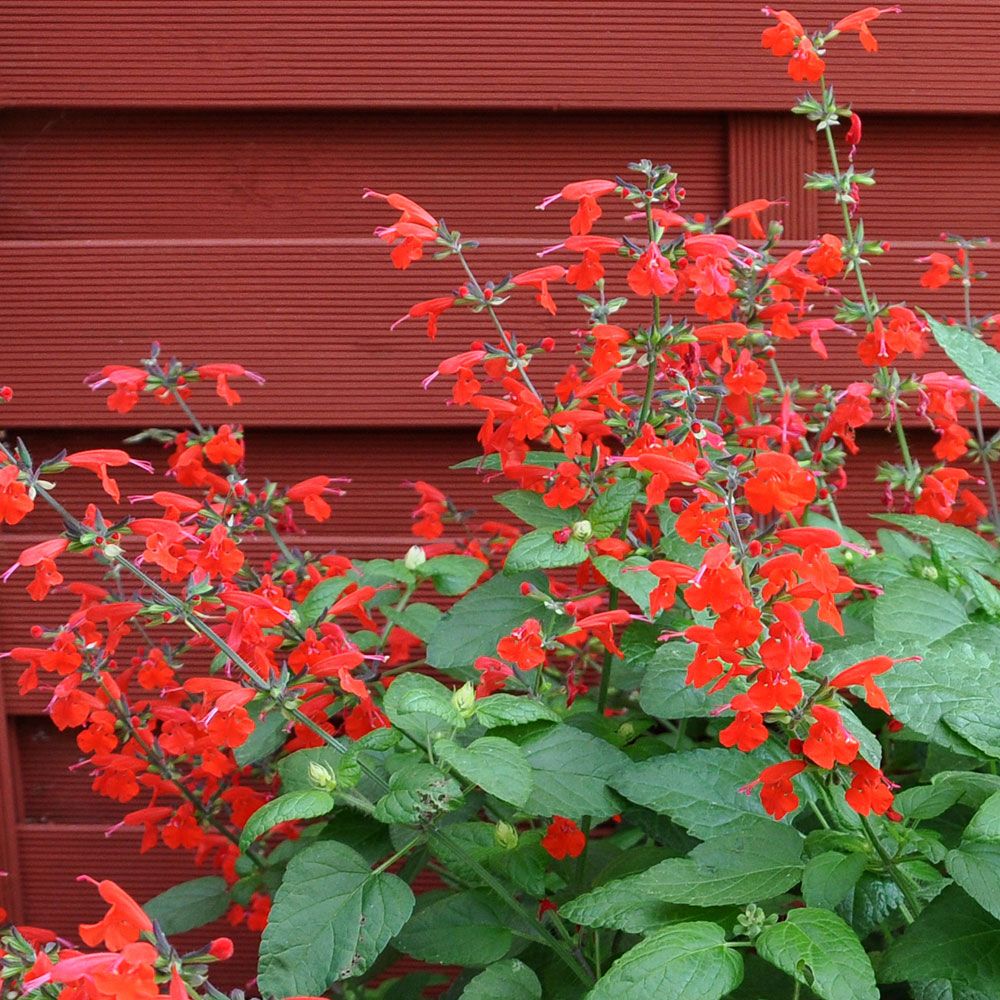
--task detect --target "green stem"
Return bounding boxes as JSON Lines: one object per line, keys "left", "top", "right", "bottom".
{"left": 893, "top": 415, "right": 917, "bottom": 479}
{"left": 265, "top": 518, "right": 297, "bottom": 565}
{"left": 859, "top": 814, "right": 918, "bottom": 924}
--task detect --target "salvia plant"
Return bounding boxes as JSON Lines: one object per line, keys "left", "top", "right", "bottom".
{"left": 4, "top": 6, "right": 1000, "bottom": 999}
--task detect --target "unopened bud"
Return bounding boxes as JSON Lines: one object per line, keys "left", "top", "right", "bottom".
{"left": 571, "top": 519, "right": 593, "bottom": 542}
{"left": 404, "top": 545, "right": 427, "bottom": 570}
{"left": 451, "top": 681, "right": 477, "bottom": 719}
{"left": 919, "top": 564, "right": 939, "bottom": 581}
{"left": 494, "top": 821, "right": 519, "bottom": 850}
{"left": 307, "top": 760, "right": 337, "bottom": 791}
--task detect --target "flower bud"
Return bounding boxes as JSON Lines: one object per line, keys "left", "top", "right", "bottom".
{"left": 307, "top": 760, "right": 338, "bottom": 791}
{"left": 404, "top": 544, "right": 427, "bottom": 570}
{"left": 208, "top": 937, "right": 234, "bottom": 961}
{"left": 494, "top": 821, "right": 519, "bottom": 850}
{"left": 571, "top": 519, "right": 593, "bottom": 542}
{"left": 919, "top": 564, "right": 939, "bottom": 581}
{"left": 451, "top": 681, "right": 477, "bottom": 719}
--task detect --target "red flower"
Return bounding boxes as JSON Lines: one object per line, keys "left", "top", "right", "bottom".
{"left": 744, "top": 452, "right": 817, "bottom": 515}
{"left": 364, "top": 189, "right": 439, "bottom": 269}
{"left": 831, "top": 655, "right": 917, "bottom": 715}
{"left": 808, "top": 234, "right": 844, "bottom": 277}
{"left": 834, "top": 6, "right": 901, "bottom": 53}
{"left": 391, "top": 296, "right": 456, "bottom": 339}
{"left": 741, "top": 759, "right": 806, "bottom": 821}
{"left": 803, "top": 705, "right": 859, "bottom": 769}
{"left": 512, "top": 266, "right": 567, "bottom": 315}
{"left": 77, "top": 877, "right": 153, "bottom": 952}
{"left": 541, "top": 816, "right": 586, "bottom": 860}
{"left": 196, "top": 363, "right": 264, "bottom": 405}
{"left": 724, "top": 198, "right": 783, "bottom": 240}
{"left": 536, "top": 179, "right": 617, "bottom": 236}
{"left": 4, "top": 537, "right": 69, "bottom": 601}
{"left": 0, "top": 464, "right": 33, "bottom": 525}
{"left": 287, "top": 475, "right": 349, "bottom": 523}
{"left": 788, "top": 36, "right": 826, "bottom": 82}
{"left": 628, "top": 243, "right": 677, "bottom": 297}
{"left": 918, "top": 251, "right": 955, "bottom": 289}
{"left": 497, "top": 619, "right": 546, "bottom": 670}
{"left": 844, "top": 759, "right": 896, "bottom": 815}
{"left": 66, "top": 449, "right": 153, "bottom": 504}
{"left": 719, "top": 694, "right": 769, "bottom": 752}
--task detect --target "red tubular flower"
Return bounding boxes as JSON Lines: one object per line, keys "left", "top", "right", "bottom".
{"left": 536, "top": 179, "right": 617, "bottom": 235}
{"left": 286, "top": 475, "right": 349, "bottom": 523}
{"left": 846, "top": 112, "right": 863, "bottom": 147}
{"left": 740, "top": 759, "right": 806, "bottom": 821}
{"left": 541, "top": 816, "right": 587, "bottom": 860}
{"left": 808, "top": 234, "right": 844, "bottom": 277}
{"left": 788, "top": 35, "right": 825, "bottom": 82}
{"left": 65, "top": 449, "right": 154, "bottom": 504}
{"left": 830, "top": 655, "right": 918, "bottom": 714}
{"left": 719, "top": 694, "right": 769, "bottom": 752}
{"left": 744, "top": 452, "right": 817, "bottom": 515}
{"left": 85, "top": 364, "right": 149, "bottom": 414}
{"left": 844, "top": 759, "right": 896, "bottom": 815}
{"left": 512, "top": 265, "right": 567, "bottom": 315}
{"left": 628, "top": 243, "right": 678, "bottom": 297}
{"left": 918, "top": 251, "right": 956, "bottom": 289}
{"left": 343, "top": 697, "right": 391, "bottom": 740}
{"left": 497, "top": 618, "right": 546, "bottom": 670}
{"left": 196, "top": 362, "right": 264, "bottom": 405}
{"left": 77, "top": 877, "right": 153, "bottom": 951}
{"left": 364, "top": 189, "right": 439, "bottom": 269}
{"left": 570, "top": 609, "right": 632, "bottom": 659}
{"left": 834, "top": 6, "right": 902, "bottom": 53}
{"left": 723, "top": 198, "right": 784, "bottom": 240}
{"left": 803, "top": 704, "right": 859, "bottom": 769}
{"left": 391, "top": 295, "right": 457, "bottom": 339}
{"left": 3, "top": 537, "right": 69, "bottom": 601}
{"left": 0, "top": 464, "right": 33, "bottom": 525}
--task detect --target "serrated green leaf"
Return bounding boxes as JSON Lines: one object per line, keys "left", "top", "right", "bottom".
{"left": 587, "top": 479, "right": 641, "bottom": 538}
{"left": 234, "top": 702, "right": 288, "bottom": 766}
{"left": 435, "top": 736, "right": 532, "bottom": 807}
{"left": 881, "top": 640, "right": 997, "bottom": 754}
{"left": 592, "top": 555, "right": 656, "bottom": 614}
{"left": 240, "top": 789, "right": 334, "bottom": 851}
{"left": 756, "top": 907, "right": 878, "bottom": 1000}
{"left": 873, "top": 514, "right": 998, "bottom": 576}
{"left": 802, "top": 851, "right": 868, "bottom": 910}
{"left": 873, "top": 577, "right": 968, "bottom": 644}
{"left": 587, "top": 921, "right": 743, "bottom": 999}
{"left": 562, "top": 824, "right": 803, "bottom": 929}
{"left": 454, "top": 451, "right": 563, "bottom": 472}
{"left": 373, "top": 762, "right": 462, "bottom": 825}
{"left": 946, "top": 792, "right": 1000, "bottom": 920}
{"left": 295, "top": 574, "right": 356, "bottom": 628}
{"left": 928, "top": 316, "right": 1000, "bottom": 410}
{"left": 460, "top": 959, "right": 542, "bottom": 999}
{"left": 474, "top": 693, "right": 559, "bottom": 728}
{"left": 418, "top": 555, "right": 486, "bottom": 596}
{"left": 505, "top": 528, "right": 588, "bottom": 571}
{"left": 639, "top": 643, "right": 729, "bottom": 720}
{"left": 521, "top": 724, "right": 631, "bottom": 822}
{"left": 383, "top": 672, "right": 464, "bottom": 739}
{"left": 882, "top": 886, "right": 1000, "bottom": 994}
{"left": 384, "top": 602, "right": 442, "bottom": 642}
{"left": 611, "top": 749, "right": 793, "bottom": 838}
{"left": 426, "top": 571, "right": 567, "bottom": 671}
{"left": 144, "top": 876, "right": 230, "bottom": 935}
{"left": 258, "top": 841, "right": 414, "bottom": 995}
{"left": 496, "top": 489, "right": 580, "bottom": 529}
{"left": 395, "top": 890, "right": 512, "bottom": 967}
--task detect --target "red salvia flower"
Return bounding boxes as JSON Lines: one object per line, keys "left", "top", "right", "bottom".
{"left": 834, "top": 6, "right": 902, "bottom": 53}
{"left": 741, "top": 759, "right": 806, "bottom": 821}
{"left": 541, "top": 816, "right": 587, "bottom": 860}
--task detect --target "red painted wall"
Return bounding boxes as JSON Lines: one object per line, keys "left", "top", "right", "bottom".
{"left": 1, "top": 1, "right": 997, "bottom": 989}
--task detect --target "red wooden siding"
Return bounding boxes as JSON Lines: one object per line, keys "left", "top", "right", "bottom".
{"left": 2, "top": 1, "right": 1000, "bottom": 989}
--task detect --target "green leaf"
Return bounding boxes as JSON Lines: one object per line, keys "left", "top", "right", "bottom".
{"left": 563, "top": 824, "right": 804, "bottom": 929}
{"left": 639, "top": 643, "right": 728, "bottom": 720}
{"left": 873, "top": 514, "right": 998, "bottom": 576}
{"left": 587, "top": 479, "right": 641, "bottom": 538}
{"left": 756, "top": 907, "right": 878, "bottom": 1000}
{"left": 592, "top": 555, "right": 656, "bottom": 615}
{"left": 882, "top": 886, "right": 1000, "bottom": 994}
{"left": 496, "top": 489, "right": 580, "bottom": 529}
{"left": 240, "top": 790, "right": 334, "bottom": 852}
{"left": 144, "top": 876, "right": 229, "bottom": 935}
{"left": 912, "top": 981, "right": 994, "bottom": 1000}
{"left": 258, "top": 841, "right": 415, "bottom": 996}
{"left": 521, "top": 724, "right": 631, "bottom": 822}
{"left": 881, "top": 640, "right": 996, "bottom": 754}
{"left": 426, "top": 571, "right": 567, "bottom": 671}
{"left": 455, "top": 451, "right": 564, "bottom": 472}
{"left": 395, "top": 890, "right": 513, "bottom": 967}
{"left": 873, "top": 577, "right": 968, "bottom": 644}
{"left": 505, "top": 528, "right": 588, "bottom": 571}
{"left": 928, "top": 316, "right": 1000, "bottom": 410}
{"left": 234, "top": 702, "right": 288, "bottom": 766}
{"left": 802, "top": 851, "right": 868, "bottom": 911}
{"left": 587, "top": 921, "right": 743, "bottom": 999}
{"left": 383, "top": 672, "right": 464, "bottom": 739}
{"left": 373, "top": 762, "right": 462, "bottom": 825}
{"left": 460, "top": 959, "right": 542, "bottom": 1000}
{"left": 384, "top": 602, "right": 442, "bottom": 642}
{"left": 435, "top": 736, "right": 532, "bottom": 807}
{"left": 894, "top": 783, "right": 964, "bottom": 821}
{"left": 418, "top": 555, "right": 486, "bottom": 596}
{"left": 295, "top": 574, "right": 356, "bottom": 628}
{"left": 611, "top": 749, "right": 792, "bottom": 839}
{"left": 946, "top": 704, "right": 1000, "bottom": 760}
{"left": 946, "top": 792, "right": 1000, "bottom": 920}
{"left": 474, "top": 693, "right": 559, "bottom": 729}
